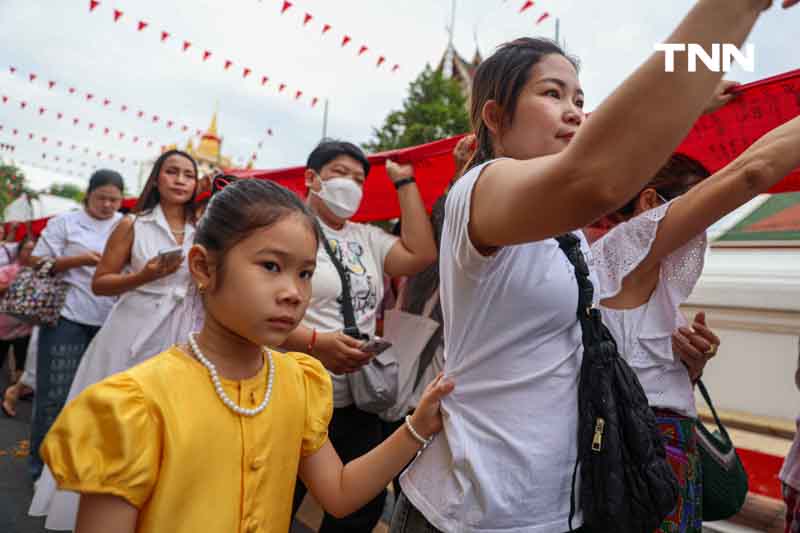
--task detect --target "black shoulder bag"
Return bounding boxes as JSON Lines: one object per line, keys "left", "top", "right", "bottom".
{"left": 555, "top": 233, "right": 679, "bottom": 533}
{"left": 320, "top": 234, "right": 399, "bottom": 414}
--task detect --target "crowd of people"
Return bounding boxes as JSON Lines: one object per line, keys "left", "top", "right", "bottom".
{"left": 1, "top": 1, "right": 800, "bottom": 532}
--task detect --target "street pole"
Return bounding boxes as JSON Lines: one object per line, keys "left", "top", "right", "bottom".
{"left": 322, "top": 99, "right": 329, "bottom": 140}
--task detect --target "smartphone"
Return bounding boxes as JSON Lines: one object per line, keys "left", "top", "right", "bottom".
{"left": 361, "top": 336, "right": 393, "bottom": 356}
{"left": 157, "top": 246, "right": 183, "bottom": 264}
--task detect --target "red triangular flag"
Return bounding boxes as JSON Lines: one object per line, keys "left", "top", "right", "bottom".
{"left": 161, "top": 31, "right": 170, "bottom": 42}
{"left": 520, "top": 0, "right": 534, "bottom": 13}
{"left": 113, "top": 9, "right": 123, "bottom": 22}
{"left": 358, "top": 45, "right": 368, "bottom": 56}
{"left": 68, "top": 87, "right": 76, "bottom": 94}
{"left": 48, "top": 80, "right": 56, "bottom": 89}
{"left": 341, "top": 35, "right": 351, "bottom": 47}
{"left": 57, "top": 141, "right": 63, "bottom": 147}
{"left": 261, "top": 75, "right": 269, "bottom": 86}
{"left": 89, "top": 0, "right": 100, "bottom": 12}
{"left": 195, "top": 129, "right": 202, "bottom": 136}
{"left": 303, "top": 13, "right": 312, "bottom": 26}
{"left": 281, "top": 1, "right": 292, "bottom": 14}
{"left": 119, "top": 132, "right": 125, "bottom": 139}
{"left": 12, "top": 129, "right": 17, "bottom": 135}
{"left": 183, "top": 40, "right": 191, "bottom": 52}
{"left": 89, "top": 122, "right": 95, "bottom": 129}
{"left": 20, "top": 101, "right": 27, "bottom": 109}
{"left": 28, "top": 133, "right": 34, "bottom": 140}
{"left": 377, "top": 56, "right": 386, "bottom": 68}
{"left": 29, "top": 73, "right": 37, "bottom": 82}
{"left": 203, "top": 50, "right": 212, "bottom": 61}
{"left": 224, "top": 60, "right": 233, "bottom": 70}
{"left": 103, "top": 127, "right": 110, "bottom": 135}
{"left": 57, "top": 112, "right": 63, "bottom": 119}
{"left": 73, "top": 118, "right": 80, "bottom": 125}
{"left": 86, "top": 93, "right": 94, "bottom": 101}
{"left": 536, "top": 12, "right": 550, "bottom": 24}
{"left": 322, "top": 24, "right": 331, "bottom": 35}
{"left": 1, "top": 96, "right": 7, "bottom": 104}
{"left": 311, "top": 97, "right": 319, "bottom": 107}
{"left": 121, "top": 104, "right": 128, "bottom": 112}
{"left": 267, "top": 129, "right": 273, "bottom": 136}
{"left": 103, "top": 98, "right": 111, "bottom": 106}
{"left": 38, "top": 107, "right": 46, "bottom": 115}
{"left": 42, "top": 136, "right": 47, "bottom": 143}
{"left": 181, "top": 125, "right": 188, "bottom": 132}
{"left": 167, "top": 120, "right": 174, "bottom": 128}
{"left": 392, "top": 64, "right": 400, "bottom": 73}
{"left": 295, "top": 90, "right": 303, "bottom": 100}
{"left": 137, "top": 110, "right": 144, "bottom": 118}
{"left": 8, "top": 67, "right": 16, "bottom": 75}
{"left": 243, "top": 67, "right": 251, "bottom": 78}
{"left": 152, "top": 115, "right": 159, "bottom": 122}
{"left": 137, "top": 20, "right": 148, "bottom": 31}
{"left": 279, "top": 83, "right": 286, "bottom": 93}
{"left": 133, "top": 136, "right": 139, "bottom": 143}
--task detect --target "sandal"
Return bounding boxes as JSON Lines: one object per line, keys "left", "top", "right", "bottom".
{"left": 2, "top": 385, "right": 18, "bottom": 418}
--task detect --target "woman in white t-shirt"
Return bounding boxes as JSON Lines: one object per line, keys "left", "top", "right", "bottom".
{"left": 392, "top": 2, "right": 799, "bottom": 532}
{"left": 28, "top": 170, "right": 124, "bottom": 481}
{"left": 281, "top": 140, "right": 437, "bottom": 532}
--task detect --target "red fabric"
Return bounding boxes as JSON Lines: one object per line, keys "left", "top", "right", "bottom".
{"left": 737, "top": 447, "right": 785, "bottom": 501}
{"left": 677, "top": 69, "right": 800, "bottom": 194}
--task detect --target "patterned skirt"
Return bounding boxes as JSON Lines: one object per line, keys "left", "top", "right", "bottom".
{"left": 654, "top": 408, "right": 703, "bottom": 533}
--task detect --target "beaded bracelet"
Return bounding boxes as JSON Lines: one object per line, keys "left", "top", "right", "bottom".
{"left": 405, "top": 415, "right": 433, "bottom": 449}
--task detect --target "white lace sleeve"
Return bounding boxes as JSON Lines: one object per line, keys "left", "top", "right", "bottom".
{"left": 590, "top": 200, "right": 707, "bottom": 303}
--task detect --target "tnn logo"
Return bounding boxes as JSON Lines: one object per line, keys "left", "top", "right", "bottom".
{"left": 654, "top": 43, "right": 755, "bottom": 73}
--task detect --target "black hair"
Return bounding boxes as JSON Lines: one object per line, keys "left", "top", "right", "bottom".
{"left": 196, "top": 178, "right": 320, "bottom": 281}
{"left": 306, "top": 139, "right": 371, "bottom": 178}
{"left": 134, "top": 150, "right": 198, "bottom": 220}
{"left": 466, "top": 37, "right": 579, "bottom": 171}
{"left": 617, "top": 154, "right": 711, "bottom": 217}
{"left": 86, "top": 169, "right": 125, "bottom": 197}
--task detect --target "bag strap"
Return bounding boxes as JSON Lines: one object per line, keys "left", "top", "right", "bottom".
{"left": 320, "top": 232, "right": 359, "bottom": 333}
{"left": 696, "top": 378, "right": 733, "bottom": 444}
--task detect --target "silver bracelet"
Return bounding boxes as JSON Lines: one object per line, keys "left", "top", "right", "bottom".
{"left": 405, "top": 415, "right": 433, "bottom": 448}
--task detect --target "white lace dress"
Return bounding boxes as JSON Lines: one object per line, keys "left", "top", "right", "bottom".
{"left": 589, "top": 200, "right": 707, "bottom": 417}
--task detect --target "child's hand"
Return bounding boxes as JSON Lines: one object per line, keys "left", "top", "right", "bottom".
{"left": 409, "top": 372, "right": 454, "bottom": 440}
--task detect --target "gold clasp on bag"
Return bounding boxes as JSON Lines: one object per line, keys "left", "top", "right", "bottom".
{"left": 592, "top": 417, "right": 605, "bottom": 452}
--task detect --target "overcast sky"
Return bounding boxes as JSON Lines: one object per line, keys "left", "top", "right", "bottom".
{"left": 1, "top": 0, "right": 797, "bottom": 193}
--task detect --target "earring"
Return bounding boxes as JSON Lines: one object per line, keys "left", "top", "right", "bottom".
{"left": 197, "top": 283, "right": 206, "bottom": 294}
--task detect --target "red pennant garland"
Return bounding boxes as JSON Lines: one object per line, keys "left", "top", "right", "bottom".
{"left": 166, "top": 120, "right": 174, "bottom": 128}
{"left": 57, "top": 112, "right": 63, "bottom": 119}
{"left": 536, "top": 12, "right": 550, "bottom": 24}
{"left": 392, "top": 64, "right": 400, "bottom": 73}
{"left": 224, "top": 60, "right": 233, "bottom": 70}
{"left": 89, "top": 0, "right": 100, "bottom": 12}
{"left": 243, "top": 67, "right": 251, "bottom": 78}
{"left": 341, "top": 35, "right": 351, "bottom": 47}
{"left": 103, "top": 98, "right": 111, "bottom": 106}
{"left": 520, "top": 0, "right": 534, "bottom": 13}
{"left": 113, "top": 9, "right": 123, "bottom": 22}
{"left": 68, "top": 87, "right": 76, "bottom": 94}
{"left": 322, "top": 24, "right": 331, "bottom": 35}
{"left": 73, "top": 118, "right": 80, "bottom": 125}
{"left": 279, "top": 83, "right": 286, "bottom": 93}
{"left": 261, "top": 75, "right": 269, "bottom": 86}
{"left": 183, "top": 40, "right": 191, "bottom": 52}
{"left": 1, "top": 96, "right": 6, "bottom": 104}
{"left": 281, "top": 1, "right": 292, "bottom": 14}
{"left": 358, "top": 45, "right": 368, "bottom": 56}
{"left": 38, "top": 107, "right": 46, "bottom": 115}
{"left": 29, "top": 73, "right": 37, "bottom": 82}
{"left": 377, "top": 56, "right": 386, "bottom": 68}
{"left": 303, "top": 13, "right": 312, "bottom": 26}
{"left": 103, "top": 127, "right": 110, "bottom": 135}
{"left": 86, "top": 93, "right": 94, "bottom": 101}
{"left": 161, "top": 31, "right": 170, "bottom": 42}
{"left": 295, "top": 90, "right": 302, "bottom": 100}
{"left": 311, "top": 97, "right": 319, "bottom": 107}
{"left": 203, "top": 50, "right": 212, "bottom": 61}
{"left": 137, "top": 20, "right": 148, "bottom": 31}
{"left": 9, "top": 66, "right": 16, "bottom": 75}
{"left": 121, "top": 104, "right": 128, "bottom": 112}
{"left": 48, "top": 80, "right": 56, "bottom": 89}
{"left": 20, "top": 101, "right": 27, "bottom": 109}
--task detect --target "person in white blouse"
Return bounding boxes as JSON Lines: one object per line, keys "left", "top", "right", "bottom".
{"left": 29, "top": 149, "right": 200, "bottom": 531}
{"left": 392, "top": 2, "right": 800, "bottom": 532}
{"left": 28, "top": 170, "right": 125, "bottom": 481}
{"left": 592, "top": 113, "right": 800, "bottom": 531}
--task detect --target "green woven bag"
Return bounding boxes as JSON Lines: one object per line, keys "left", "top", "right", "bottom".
{"left": 695, "top": 379, "right": 749, "bottom": 521}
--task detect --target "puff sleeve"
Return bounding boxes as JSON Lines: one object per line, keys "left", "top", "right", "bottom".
{"left": 293, "top": 353, "right": 333, "bottom": 456}
{"left": 40, "top": 372, "right": 162, "bottom": 509}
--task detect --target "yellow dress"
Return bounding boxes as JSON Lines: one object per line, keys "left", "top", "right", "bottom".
{"left": 41, "top": 346, "right": 333, "bottom": 533}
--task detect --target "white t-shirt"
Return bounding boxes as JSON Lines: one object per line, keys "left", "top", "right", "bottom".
{"left": 301, "top": 218, "right": 397, "bottom": 407}
{"left": 33, "top": 209, "right": 122, "bottom": 326}
{"left": 401, "top": 160, "right": 595, "bottom": 533}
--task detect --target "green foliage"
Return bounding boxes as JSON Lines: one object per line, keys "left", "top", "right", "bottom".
{"left": 48, "top": 182, "right": 86, "bottom": 203}
{"left": 364, "top": 65, "right": 470, "bottom": 152}
{"left": 0, "top": 163, "right": 27, "bottom": 218}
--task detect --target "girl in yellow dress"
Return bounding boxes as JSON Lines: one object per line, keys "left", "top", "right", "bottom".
{"left": 40, "top": 178, "right": 454, "bottom": 533}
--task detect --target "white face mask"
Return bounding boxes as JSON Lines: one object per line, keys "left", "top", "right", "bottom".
{"left": 312, "top": 175, "right": 363, "bottom": 219}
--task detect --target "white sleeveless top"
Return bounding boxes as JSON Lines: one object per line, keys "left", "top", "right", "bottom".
{"left": 591, "top": 200, "right": 707, "bottom": 416}
{"left": 401, "top": 160, "right": 596, "bottom": 533}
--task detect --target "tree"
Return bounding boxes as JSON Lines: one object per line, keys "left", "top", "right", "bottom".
{"left": 363, "top": 65, "right": 470, "bottom": 152}
{"left": 48, "top": 182, "right": 85, "bottom": 203}
{"left": 0, "top": 163, "right": 28, "bottom": 218}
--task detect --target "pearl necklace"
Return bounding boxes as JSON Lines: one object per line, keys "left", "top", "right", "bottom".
{"left": 188, "top": 333, "right": 274, "bottom": 417}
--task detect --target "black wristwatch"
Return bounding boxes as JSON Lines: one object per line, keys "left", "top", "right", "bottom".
{"left": 393, "top": 177, "right": 416, "bottom": 190}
